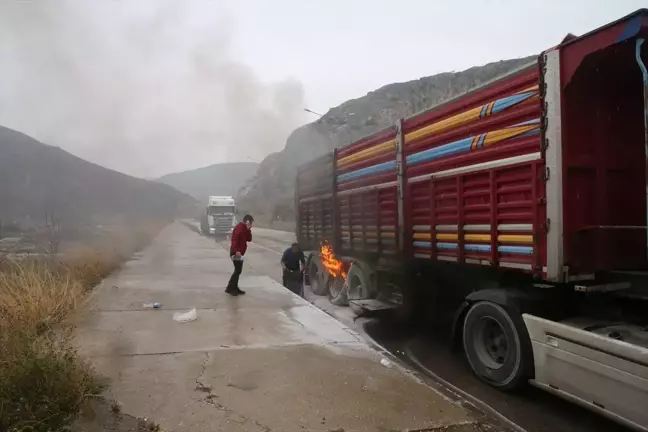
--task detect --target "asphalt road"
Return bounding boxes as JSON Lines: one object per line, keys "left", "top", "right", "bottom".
{"left": 77, "top": 222, "right": 477, "bottom": 432}
{"left": 242, "top": 227, "right": 633, "bottom": 432}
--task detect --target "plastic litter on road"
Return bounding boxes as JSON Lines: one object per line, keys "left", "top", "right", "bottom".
{"left": 173, "top": 308, "right": 197, "bottom": 323}
{"left": 380, "top": 358, "right": 393, "bottom": 369}
{"left": 143, "top": 302, "right": 162, "bottom": 309}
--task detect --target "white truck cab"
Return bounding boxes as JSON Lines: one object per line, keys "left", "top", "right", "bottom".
{"left": 202, "top": 196, "right": 236, "bottom": 237}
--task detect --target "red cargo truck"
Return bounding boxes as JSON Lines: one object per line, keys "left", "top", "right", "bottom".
{"left": 296, "top": 10, "right": 648, "bottom": 431}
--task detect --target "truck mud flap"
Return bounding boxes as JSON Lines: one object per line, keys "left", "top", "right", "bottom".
{"left": 523, "top": 314, "right": 648, "bottom": 431}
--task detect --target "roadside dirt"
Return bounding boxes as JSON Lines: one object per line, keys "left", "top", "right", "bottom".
{"left": 72, "top": 398, "right": 160, "bottom": 432}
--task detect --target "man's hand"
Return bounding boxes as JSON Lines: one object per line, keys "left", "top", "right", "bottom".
{"left": 235, "top": 251, "right": 241, "bottom": 257}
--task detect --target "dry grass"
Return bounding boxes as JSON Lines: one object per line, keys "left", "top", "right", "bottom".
{"left": 0, "top": 327, "right": 103, "bottom": 432}
{"left": 0, "top": 261, "right": 85, "bottom": 333}
{"left": 0, "top": 261, "right": 101, "bottom": 432}
{"left": 0, "top": 220, "right": 167, "bottom": 432}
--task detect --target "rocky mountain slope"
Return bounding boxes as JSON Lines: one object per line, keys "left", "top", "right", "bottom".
{"left": 157, "top": 162, "right": 258, "bottom": 205}
{"left": 0, "top": 126, "right": 196, "bottom": 231}
{"left": 236, "top": 56, "right": 536, "bottom": 222}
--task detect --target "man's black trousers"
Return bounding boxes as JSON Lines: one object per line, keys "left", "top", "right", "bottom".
{"left": 282, "top": 269, "right": 303, "bottom": 297}
{"left": 227, "top": 259, "right": 243, "bottom": 290}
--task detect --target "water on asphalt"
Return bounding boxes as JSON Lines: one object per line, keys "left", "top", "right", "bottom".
{"left": 247, "top": 227, "right": 634, "bottom": 432}
{"left": 74, "top": 222, "right": 481, "bottom": 432}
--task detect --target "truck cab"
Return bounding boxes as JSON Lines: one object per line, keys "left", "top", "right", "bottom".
{"left": 202, "top": 196, "right": 236, "bottom": 238}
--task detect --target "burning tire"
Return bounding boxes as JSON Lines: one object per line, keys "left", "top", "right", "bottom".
{"left": 317, "top": 242, "right": 348, "bottom": 302}
{"left": 308, "top": 255, "right": 330, "bottom": 296}
{"left": 328, "top": 276, "right": 348, "bottom": 306}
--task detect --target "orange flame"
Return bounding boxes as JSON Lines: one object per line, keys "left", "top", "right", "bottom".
{"left": 320, "top": 241, "right": 347, "bottom": 280}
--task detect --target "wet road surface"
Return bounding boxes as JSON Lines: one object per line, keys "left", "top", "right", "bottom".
{"left": 74, "top": 222, "right": 480, "bottom": 432}
{"left": 247, "top": 227, "right": 635, "bottom": 432}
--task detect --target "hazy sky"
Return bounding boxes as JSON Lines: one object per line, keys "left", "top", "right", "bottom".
{"left": 0, "top": 0, "right": 645, "bottom": 178}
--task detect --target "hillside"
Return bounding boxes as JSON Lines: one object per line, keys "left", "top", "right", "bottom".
{"left": 0, "top": 126, "right": 197, "bottom": 231}
{"left": 236, "top": 57, "right": 536, "bottom": 222}
{"left": 156, "top": 162, "right": 258, "bottom": 204}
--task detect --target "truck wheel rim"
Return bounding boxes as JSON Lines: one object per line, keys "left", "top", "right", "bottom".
{"left": 329, "top": 277, "right": 346, "bottom": 297}
{"left": 473, "top": 316, "right": 509, "bottom": 370}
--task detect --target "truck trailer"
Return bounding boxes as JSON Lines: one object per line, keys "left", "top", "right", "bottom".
{"left": 296, "top": 10, "right": 648, "bottom": 431}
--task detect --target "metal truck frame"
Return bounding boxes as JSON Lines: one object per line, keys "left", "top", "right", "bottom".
{"left": 296, "top": 10, "right": 648, "bottom": 431}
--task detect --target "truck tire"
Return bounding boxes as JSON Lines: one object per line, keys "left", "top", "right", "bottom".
{"left": 347, "top": 263, "right": 369, "bottom": 314}
{"left": 462, "top": 301, "right": 533, "bottom": 391}
{"left": 308, "top": 256, "right": 330, "bottom": 296}
{"left": 328, "top": 277, "right": 348, "bottom": 306}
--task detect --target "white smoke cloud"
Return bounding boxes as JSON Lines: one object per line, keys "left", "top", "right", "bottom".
{"left": 0, "top": 0, "right": 307, "bottom": 178}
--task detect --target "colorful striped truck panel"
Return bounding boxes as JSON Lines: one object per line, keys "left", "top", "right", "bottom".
{"left": 298, "top": 64, "right": 545, "bottom": 275}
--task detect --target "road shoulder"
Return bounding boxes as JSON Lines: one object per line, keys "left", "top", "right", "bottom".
{"left": 74, "top": 223, "right": 480, "bottom": 431}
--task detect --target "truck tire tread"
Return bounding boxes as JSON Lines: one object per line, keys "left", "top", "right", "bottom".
{"left": 308, "top": 256, "right": 330, "bottom": 296}
{"left": 462, "top": 301, "right": 533, "bottom": 391}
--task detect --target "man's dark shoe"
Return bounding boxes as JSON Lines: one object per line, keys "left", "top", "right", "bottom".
{"left": 225, "top": 288, "right": 239, "bottom": 296}
{"left": 236, "top": 288, "right": 246, "bottom": 295}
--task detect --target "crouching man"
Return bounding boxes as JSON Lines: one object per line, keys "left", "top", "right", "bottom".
{"left": 281, "top": 242, "right": 305, "bottom": 296}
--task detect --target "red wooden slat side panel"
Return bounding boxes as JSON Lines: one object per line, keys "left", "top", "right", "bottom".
{"left": 410, "top": 161, "right": 546, "bottom": 273}
{"left": 337, "top": 126, "right": 396, "bottom": 159}
{"left": 337, "top": 173, "right": 395, "bottom": 192}
{"left": 336, "top": 128, "right": 398, "bottom": 189}
{"left": 299, "top": 66, "right": 546, "bottom": 275}
{"left": 406, "top": 136, "right": 538, "bottom": 180}
{"left": 404, "top": 66, "right": 539, "bottom": 133}
{"left": 298, "top": 197, "right": 334, "bottom": 251}
{"left": 297, "top": 153, "right": 334, "bottom": 199}
{"left": 404, "top": 68, "right": 545, "bottom": 275}
{"left": 402, "top": 71, "right": 540, "bottom": 162}
{"left": 296, "top": 153, "right": 335, "bottom": 250}
{"left": 297, "top": 10, "right": 648, "bottom": 279}
{"left": 406, "top": 101, "right": 539, "bottom": 157}
{"left": 339, "top": 187, "right": 399, "bottom": 255}
{"left": 337, "top": 151, "right": 395, "bottom": 175}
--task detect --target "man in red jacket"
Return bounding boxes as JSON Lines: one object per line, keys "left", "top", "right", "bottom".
{"left": 226, "top": 214, "right": 254, "bottom": 296}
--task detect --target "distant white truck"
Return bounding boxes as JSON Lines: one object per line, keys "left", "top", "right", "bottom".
{"left": 200, "top": 196, "right": 236, "bottom": 238}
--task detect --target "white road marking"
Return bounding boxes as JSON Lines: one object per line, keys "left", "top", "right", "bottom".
{"left": 250, "top": 242, "right": 282, "bottom": 256}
